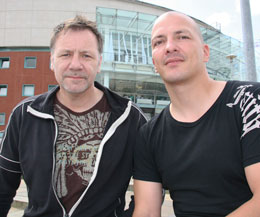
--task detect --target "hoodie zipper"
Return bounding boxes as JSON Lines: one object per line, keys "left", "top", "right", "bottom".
{"left": 27, "top": 106, "right": 69, "bottom": 216}
{"left": 27, "top": 100, "right": 132, "bottom": 217}
{"left": 51, "top": 119, "right": 69, "bottom": 217}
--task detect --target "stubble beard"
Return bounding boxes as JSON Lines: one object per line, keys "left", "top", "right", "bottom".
{"left": 62, "top": 77, "right": 91, "bottom": 95}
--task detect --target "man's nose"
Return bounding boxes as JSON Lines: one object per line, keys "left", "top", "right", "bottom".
{"left": 69, "top": 54, "right": 83, "bottom": 70}
{"left": 165, "top": 39, "right": 178, "bottom": 53}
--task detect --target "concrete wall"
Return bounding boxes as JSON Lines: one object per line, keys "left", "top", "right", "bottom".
{"left": 0, "top": 0, "right": 168, "bottom": 47}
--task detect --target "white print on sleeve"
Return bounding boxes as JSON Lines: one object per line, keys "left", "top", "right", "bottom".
{"left": 226, "top": 84, "right": 260, "bottom": 138}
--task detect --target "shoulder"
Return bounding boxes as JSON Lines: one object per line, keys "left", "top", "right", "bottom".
{"left": 226, "top": 80, "right": 260, "bottom": 95}
{"left": 11, "top": 96, "right": 38, "bottom": 114}
{"left": 11, "top": 89, "right": 55, "bottom": 116}
{"left": 140, "top": 106, "right": 169, "bottom": 137}
{"left": 225, "top": 80, "right": 260, "bottom": 138}
{"left": 226, "top": 80, "right": 260, "bottom": 108}
{"left": 130, "top": 102, "right": 148, "bottom": 121}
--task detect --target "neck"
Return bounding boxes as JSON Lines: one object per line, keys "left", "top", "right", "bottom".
{"left": 166, "top": 76, "right": 226, "bottom": 122}
{"left": 56, "top": 86, "right": 103, "bottom": 113}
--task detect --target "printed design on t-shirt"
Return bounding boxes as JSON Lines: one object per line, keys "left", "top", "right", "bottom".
{"left": 226, "top": 84, "right": 260, "bottom": 137}
{"left": 54, "top": 104, "right": 109, "bottom": 198}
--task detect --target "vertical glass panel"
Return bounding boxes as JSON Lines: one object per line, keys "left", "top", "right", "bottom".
{"left": 117, "top": 10, "right": 137, "bottom": 29}
{"left": 138, "top": 13, "right": 156, "bottom": 32}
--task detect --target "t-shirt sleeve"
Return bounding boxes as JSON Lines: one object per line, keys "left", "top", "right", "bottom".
{"left": 241, "top": 124, "right": 260, "bottom": 167}
{"left": 239, "top": 85, "right": 260, "bottom": 167}
{"left": 133, "top": 124, "right": 162, "bottom": 183}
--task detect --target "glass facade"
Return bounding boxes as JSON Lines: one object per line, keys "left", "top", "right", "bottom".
{"left": 97, "top": 7, "right": 167, "bottom": 117}
{"left": 201, "top": 28, "right": 245, "bottom": 81}
{"left": 96, "top": 7, "right": 255, "bottom": 117}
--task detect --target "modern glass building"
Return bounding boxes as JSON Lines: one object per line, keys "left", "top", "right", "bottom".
{"left": 0, "top": 0, "right": 259, "bottom": 131}
{"left": 95, "top": 6, "right": 254, "bottom": 117}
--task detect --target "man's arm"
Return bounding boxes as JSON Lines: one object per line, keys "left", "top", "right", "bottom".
{"left": 0, "top": 168, "right": 21, "bottom": 217}
{"left": 133, "top": 179, "right": 163, "bottom": 217}
{"left": 227, "top": 162, "right": 260, "bottom": 217}
{"left": 0, "top": 106, "right": 23, "bottom": 216}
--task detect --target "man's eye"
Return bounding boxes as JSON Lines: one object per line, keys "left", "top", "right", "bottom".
{"left": 60, "top": 53, "right": 70, "bottom": 57}
{"left": 180, "top": 35, "right": 189, "bottom": 40}
{"left": 153, "top": 40, "right": 162, "bottom": 47}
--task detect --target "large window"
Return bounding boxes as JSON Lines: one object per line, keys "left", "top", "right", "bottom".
{"left": 0, "top": 57, "right": 10, "bottom": 69}
{"left": 22, "top": 84, "right": 35, "bottom": 96}
{"left": 0, "top": 85, "right": 8, "bottom": 96}
{"left": 0, "top": 113, "right": 5, "bottom": 125}
{"left": 24, "top": 57, "right": 37, "bottom": 68}
{"left": 97, "top": 7, "right": 156, "bottom": 65}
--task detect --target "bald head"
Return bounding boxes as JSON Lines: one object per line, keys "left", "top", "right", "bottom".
{"left": 152, "top": 11, "right": 204, "bottom": 43}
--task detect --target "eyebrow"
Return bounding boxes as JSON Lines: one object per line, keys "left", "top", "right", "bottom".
{"left": 152, "top": 29, "right": 192, "bottom": 41}
{"left": 57, "top": 49, "right": 91, "bottom": 54}
{"left": 151, "top": 35, "right": 164, "bottom": 43}
{"left": 175, "top": 29, "right": 191, "bottom": 35}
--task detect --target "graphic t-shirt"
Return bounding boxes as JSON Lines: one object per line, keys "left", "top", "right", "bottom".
{"left": 54, "top": 95, "right": 110, "bottom": 212}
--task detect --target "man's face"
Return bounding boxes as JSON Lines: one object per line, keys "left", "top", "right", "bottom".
{"left": 151, "top": 13, "right": 209, "bottom": 85}
{"left": 51, "top": 29, "right": 102, "bottom": 96}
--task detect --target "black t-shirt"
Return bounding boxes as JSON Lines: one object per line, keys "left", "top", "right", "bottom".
{"left": 134, "top": 80, "right": 260, "bottom": 217}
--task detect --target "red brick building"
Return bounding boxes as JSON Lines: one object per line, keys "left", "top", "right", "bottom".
{"left": 0, "top": 49, "right": 57, "bottom": 134}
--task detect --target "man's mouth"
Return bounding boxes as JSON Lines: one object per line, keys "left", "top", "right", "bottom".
{"left": 165, "top": 58, "right": 184, "bottom": 66}
{"left": 67, "top": 76, "right": 85, "bottom": 79}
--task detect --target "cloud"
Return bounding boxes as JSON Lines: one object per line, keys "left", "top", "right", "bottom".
{"left": 236, "top": 0, "right": 260, "bottom": 15}
{"left": 251, "top": 0, "right": 260, "bottom": 15}
{"left": 205, "top": 12, "right": 232, "bottom": 29}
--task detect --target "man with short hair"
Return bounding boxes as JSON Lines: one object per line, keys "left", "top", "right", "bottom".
{"left": 0, "top": 15, "right": 146, "bottom": 217}
{"left": 133, "top": 11, "right": 260, "bottom": 217}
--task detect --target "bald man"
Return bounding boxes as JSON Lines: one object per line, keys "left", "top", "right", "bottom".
{"left": 133, "top": 11, "right": 260, "bottom": 217}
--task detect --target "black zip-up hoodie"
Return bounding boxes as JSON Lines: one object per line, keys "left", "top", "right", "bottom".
{"left": 0, "top": 82, "right": 147, "bottom": 217}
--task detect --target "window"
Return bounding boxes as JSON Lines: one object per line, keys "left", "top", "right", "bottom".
{"left": 0, "top": 131, "right": 4, "bottom": 139}
{"left": 0, "top": 57, "right": 10, "bottom": 69}
{"left": 24, "top": 57, "right": 37, "bottom": 68}
{"left": 48, "top": 85, "right": 58, "bottom": 91}
{"left": 0, "top": 113, "right": 5, "bottom": 125}
{"left": 22, "top": 84, "right": 35, "bottom": 96}
{"left": 0, "top": 85, "right": 8, "bottom": 96}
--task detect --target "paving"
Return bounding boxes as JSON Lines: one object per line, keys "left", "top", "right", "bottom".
{"left": 8, "top": 180, "right": 175, "bottom": 217}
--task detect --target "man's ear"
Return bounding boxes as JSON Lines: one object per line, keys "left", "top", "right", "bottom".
{"left": 203, "top": 44, "right": 210, "bottom": 63}
{"left": 50, "top": 55, "right": 54, "bottom": 71}
{"left": 152, "top": 58, "right": 158, "bottom": 73}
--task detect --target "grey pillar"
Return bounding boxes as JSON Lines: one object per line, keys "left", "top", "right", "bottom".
{"left": 240, "top": 0, "right": 257, "bottom": 81}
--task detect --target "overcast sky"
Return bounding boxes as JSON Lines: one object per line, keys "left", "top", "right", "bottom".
{"left": 140, "top": 0, "right": 260, "bottom": 44}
